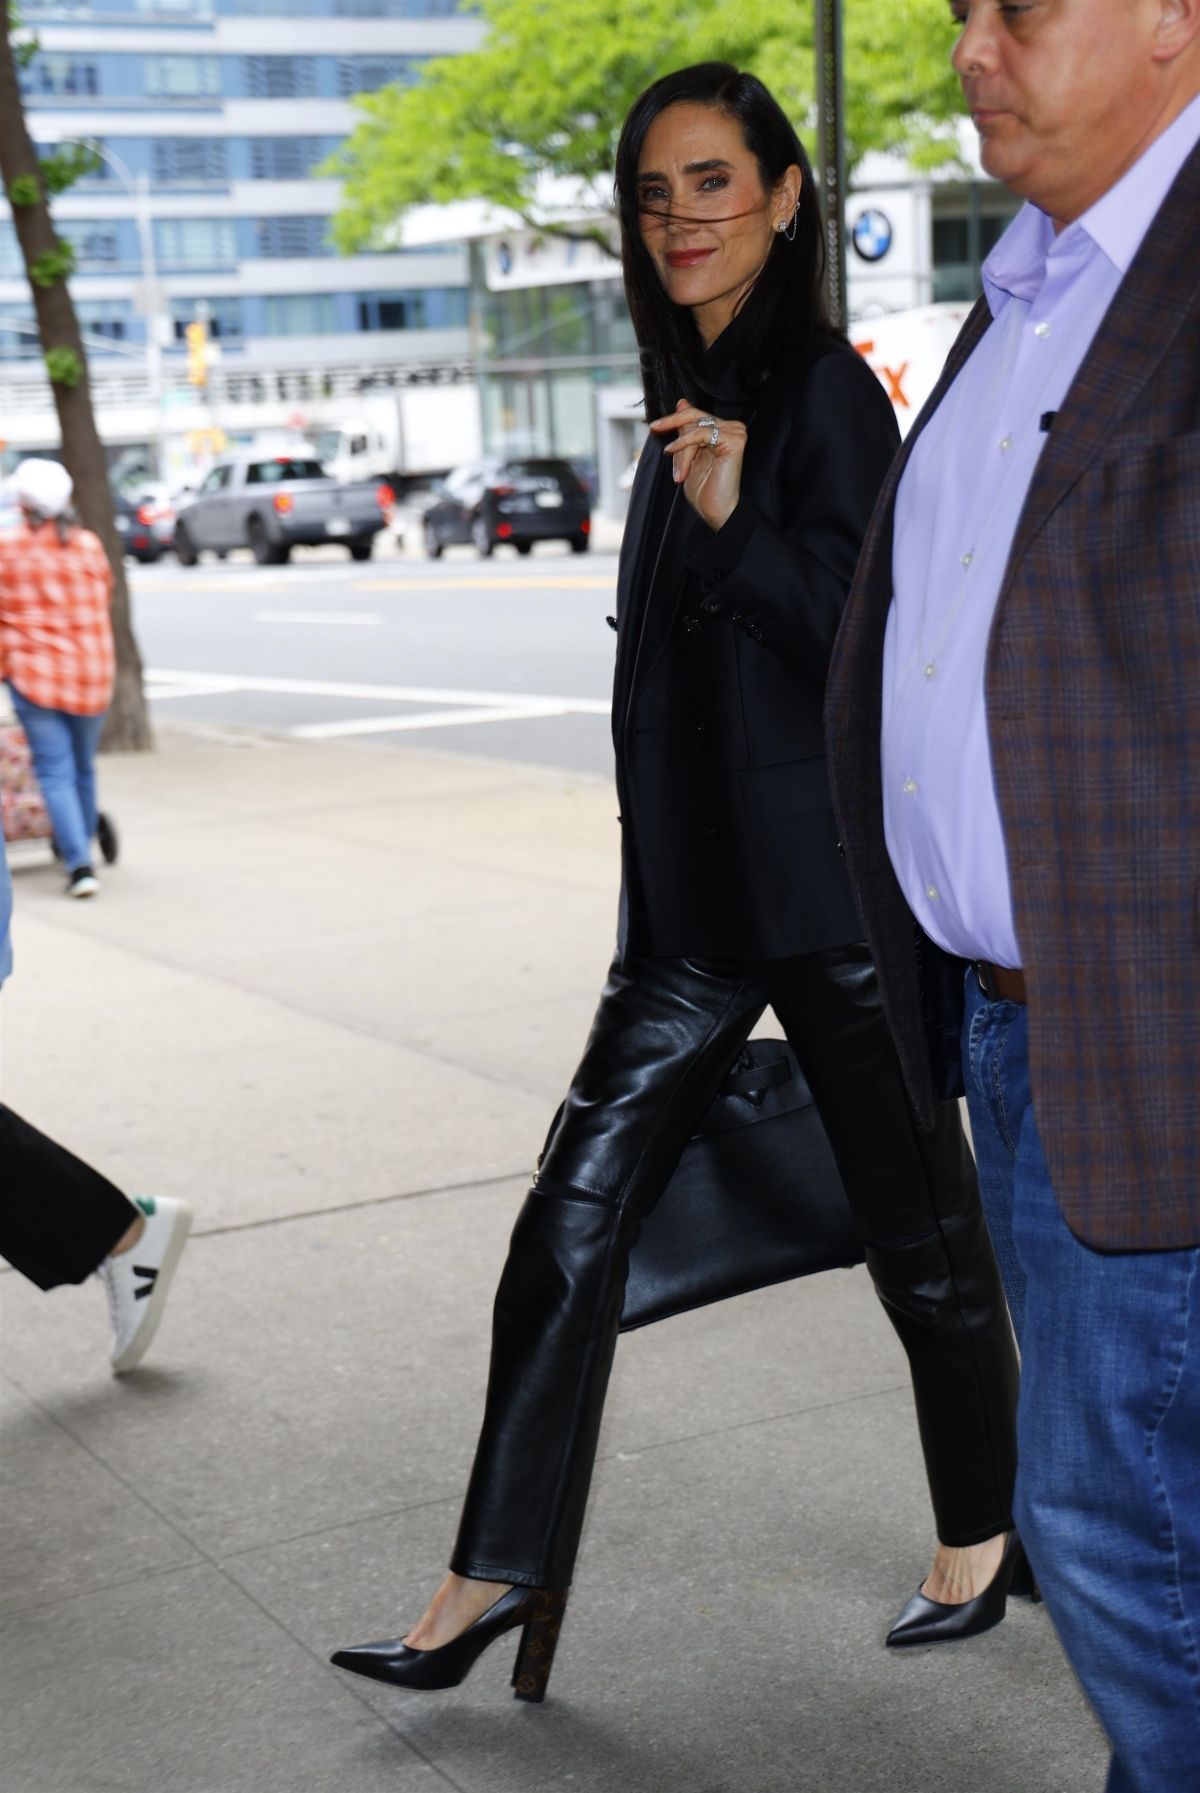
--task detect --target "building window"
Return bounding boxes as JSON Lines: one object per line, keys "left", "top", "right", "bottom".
{"left": 357, "top": 292, "right": 424, "bottom": 331}
{"left": 248, "top": 138, "right": 327, "bottom": 180}
{"left": 336, "top": 56, "right": 418, "bottom": 95}
{"left": 252, "top": 216, "right": 331, "bottom": 258}
{"left": 217, "top": 0, "right": 318, "bottom": 11}
{"left": 0, "top": 303, "right": 38, "bottom": 359}
{"left": 144, "top": 57, "right": 221, "bottom": 99}
{"left": 77, "top": 300, "right": 131, "bottom": 344}
{"left": 19, "top": 55, "right": 99, "bottom": 98}
{"left": 155, "top": 218, "right": 237, "bottom": 268}
{"left": 931, "top": 190, "right": 1020, "bottom": 302}
{"left": 60, "top": 223, "right": 122, "bottom": 267}
{"left": 37, "top": 139, "right": 113, "bottom": 182}
{"left": 334, "top": 0, "right": 467, "bottom": 12}
{"left": 171, "top": 299, "right": 242, "bottom": 341}
{"left": 242, "top": 56, "right": 318, "bottom": 99}
{"left": 261, "top": 293, "right": 338, "bottom": 335}
{"left": 152, "top": 139, "right": 229, "bottom": 186}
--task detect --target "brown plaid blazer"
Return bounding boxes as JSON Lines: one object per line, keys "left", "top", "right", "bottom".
{"left": 826, "top": 139, "right": 1200, "bottom": 1252}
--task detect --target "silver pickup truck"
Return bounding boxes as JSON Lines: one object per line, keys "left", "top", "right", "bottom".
{"left": 173, "top": 453, "right": 392, "bottom": 566}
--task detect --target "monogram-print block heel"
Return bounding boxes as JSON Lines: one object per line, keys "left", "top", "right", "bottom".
{"left": 511, "top": 1589, "right": 569, "bottom": 1702}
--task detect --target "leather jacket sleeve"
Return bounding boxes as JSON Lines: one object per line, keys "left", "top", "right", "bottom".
{"left": 680, "top": 349, "right": 900, "bottom": 689}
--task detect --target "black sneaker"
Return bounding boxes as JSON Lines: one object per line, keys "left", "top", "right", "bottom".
{"left": 96, "top": 812, "right": 119, "bottom": 866}
{"left": 67, "top": 865, "right": 100, "bottom": 899}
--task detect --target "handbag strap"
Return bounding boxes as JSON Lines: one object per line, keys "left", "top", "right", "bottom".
{"left": 719, "top": 1053, "right": 794, "bottom": 1100}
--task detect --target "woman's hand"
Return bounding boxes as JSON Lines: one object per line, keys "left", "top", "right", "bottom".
{"left": 648, "top": 400, "right": 747, "bottom": 533}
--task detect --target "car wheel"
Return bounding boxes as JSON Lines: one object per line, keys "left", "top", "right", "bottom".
{"left": 515, "top": 540, "right": 533, "bottom": 556}
{"left": 173, "top": 523, "right": 198, "bottom": 567}
{"left": 214, "top": 550, "right": 228, "bottom": 561}
{"left": 248, "top": 516, "right": 287, "bottom": 566}
{"left": 247, "top": 516, "right": 272, "bottom": 565}
{"left": 423, "top": 518, "right": 443, "bottom": 560}
{"left": 348, "top": 538, "right": 373, "bottom": 562}
{"left": 570, "top": 533, "right": 590, "bottom": 554}
{"left": 472, "top": 516, "right": 494, "bottom": 558}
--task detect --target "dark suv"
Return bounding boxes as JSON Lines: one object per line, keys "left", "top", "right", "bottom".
{"left": 422, "top": 457, "right": 591, "bottom": 558}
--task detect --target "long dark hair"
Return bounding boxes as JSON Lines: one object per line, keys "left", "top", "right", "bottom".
{"left": 614, "top": 63, "right": 833, "bottom": 420}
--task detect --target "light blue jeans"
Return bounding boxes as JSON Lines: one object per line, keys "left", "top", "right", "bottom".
{"left": 8, "top": 687, "right": 105, "bottom": 873}
{"left": 962, "top": 972, "right": 1200, "bottom": 1791}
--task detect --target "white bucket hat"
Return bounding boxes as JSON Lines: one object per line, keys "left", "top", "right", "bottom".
{"left": 11, "top": 458, "right": 74, "bottom": 519}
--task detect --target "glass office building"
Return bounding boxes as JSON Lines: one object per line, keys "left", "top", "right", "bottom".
{"left": 0, "top": 0, "right": 482, "bottom": 476}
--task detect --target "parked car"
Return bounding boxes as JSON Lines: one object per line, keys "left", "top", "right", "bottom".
{"left": 173, "top": 453, "right": 393, "bottom": 567}
{"left": 112, "top": 482, "right": 176, "bottom": 563}
{"left": 422, "top": 457, "right": 591, "bottom": 558}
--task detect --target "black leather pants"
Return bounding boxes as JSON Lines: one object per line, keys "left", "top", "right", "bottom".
{"left": 450, "top": 944, "right": 1019, "bottom": 1589}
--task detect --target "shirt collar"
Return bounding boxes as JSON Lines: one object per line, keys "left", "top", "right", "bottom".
{"left": 981, "top": 90, "right": 1200, "bottom": 315}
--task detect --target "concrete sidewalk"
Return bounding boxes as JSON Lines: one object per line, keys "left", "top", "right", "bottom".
{"left": 0, "top": 728, "right": 1107, "bottom": 1793}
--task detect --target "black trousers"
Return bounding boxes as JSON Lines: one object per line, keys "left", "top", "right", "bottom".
{"left": 451, "top": 944, "right": 1019, "bottom": 1589}
{"left": 0, "top": 1105, "right": 136, "bottom": 1289}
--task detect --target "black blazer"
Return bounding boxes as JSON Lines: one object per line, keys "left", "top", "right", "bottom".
{"left": 613, "top": 325, "right": 900, "bottom": 961}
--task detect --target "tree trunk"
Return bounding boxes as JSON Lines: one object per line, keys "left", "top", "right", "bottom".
{"left": 0, "top": 17, "right": 151, "bottom": 751}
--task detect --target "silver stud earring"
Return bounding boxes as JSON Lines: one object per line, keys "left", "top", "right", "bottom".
{"left": 778, "top": 204, "right": 799, "bottom": 242}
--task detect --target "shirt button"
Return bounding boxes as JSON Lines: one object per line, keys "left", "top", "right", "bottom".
{"left": 1034, "top": 321, "right": 1051, "bottom": 339}
{"left": 924, "top": 662, "right": 937, "bottom": 680}
{"left": 961, "top": 550, "right": 973, "bottom": 568}
{"left": 927, "top": 884, "right": 939, "bottom": 901}
{"left": 903, "top": 778, "right": 918, "bottom": 795}
{"left": 998, "top": 436, "right": 1012, "bottom": 453}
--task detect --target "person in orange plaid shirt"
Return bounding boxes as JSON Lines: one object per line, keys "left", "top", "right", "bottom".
{"left": 0, "top": 459, "right": 117, "bottom": 898}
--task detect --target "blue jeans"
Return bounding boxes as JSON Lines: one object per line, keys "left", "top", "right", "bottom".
{"left": 8, "top": 688, "right": 105, "bottom": 872}
{"left": 963, "top": 973, "right": 1200, "bottom": 1791}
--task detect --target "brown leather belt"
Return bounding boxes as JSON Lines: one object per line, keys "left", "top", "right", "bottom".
{"left": 975, "top": 961, "right": 1027, "bottom": 1004}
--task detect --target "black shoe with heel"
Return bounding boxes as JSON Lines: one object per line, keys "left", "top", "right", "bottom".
{"left": 886, "top": 1531, "right": 1039, "bottom": 1647}
{"left": 330, "top": 1586, "right": 568, "bottom": 1701}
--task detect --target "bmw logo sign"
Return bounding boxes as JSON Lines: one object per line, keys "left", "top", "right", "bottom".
{"left": 852, "top": 208, "right": 893, "bottom": 263}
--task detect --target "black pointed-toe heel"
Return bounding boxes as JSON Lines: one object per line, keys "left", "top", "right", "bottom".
{"left": 330, "top": 1586, "right": 568, "bottom": 1701}
{"left": 1008, "top": 1543, "right": 1043, "bottom": 1605}
{"left": 886, "top": 1531, "right": 1035, "bottom": 1647}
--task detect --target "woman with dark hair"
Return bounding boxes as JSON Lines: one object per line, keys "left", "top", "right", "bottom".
{"left": 332, "top": 62, "right": 1025, "bottom": 1700}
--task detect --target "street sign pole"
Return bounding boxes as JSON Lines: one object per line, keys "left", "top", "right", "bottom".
{"left": 815, "top": 0, "right": 847, "bottom": 332}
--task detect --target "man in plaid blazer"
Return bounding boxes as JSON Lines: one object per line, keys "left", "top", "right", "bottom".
{"left": 826, "top": 2, "right": 1199, "bottom": 1785}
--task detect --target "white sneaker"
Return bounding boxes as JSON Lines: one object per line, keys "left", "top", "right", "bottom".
{"left": 99, "top": 1196, "right": 193, "bottom": 1374}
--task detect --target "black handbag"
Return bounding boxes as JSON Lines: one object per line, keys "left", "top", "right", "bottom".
{"left": 620, "top": 1039, "right": 864, "bottom": 1331}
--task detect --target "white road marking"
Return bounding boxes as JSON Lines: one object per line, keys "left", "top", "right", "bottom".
{"left": 293, "top": 702, "right": 573, "bottom": 739}
{"left": 145, "top": 667, "right": 611, "bottom": 739}
{"left": 253, "top": 610, "right": 383, "bottom": 626}
{"left": 133, "top": 569, "right": 612, "bottom": 593}
{"left": 145, "top": 675, "right": 248, "bottom": 701}
{"left": 354, "top": 577, "right": 614, "bottom": 592}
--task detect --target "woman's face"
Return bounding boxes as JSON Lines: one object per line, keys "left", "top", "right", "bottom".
{"left": 635, "top": 101, "right": 799, "bottom": 345}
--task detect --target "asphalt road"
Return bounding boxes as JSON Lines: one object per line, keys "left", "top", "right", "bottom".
{"left": 129, "top": 539, "right": 622, "bottom": 778}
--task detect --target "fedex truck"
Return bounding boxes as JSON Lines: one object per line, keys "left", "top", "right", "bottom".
{"left": 850, "top": 303, "right": 972, "bottom": 437}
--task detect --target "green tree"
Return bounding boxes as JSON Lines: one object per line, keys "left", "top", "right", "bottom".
{"left": 1, "top": 8, "right": 151, "bottom": 751}
{"left": 328, "top": 0, "right": 964, "bottom": 254}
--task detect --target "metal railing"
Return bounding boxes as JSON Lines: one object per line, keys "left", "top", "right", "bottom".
{"left": 0, "top": 348, "right": 478, "bottom": 414}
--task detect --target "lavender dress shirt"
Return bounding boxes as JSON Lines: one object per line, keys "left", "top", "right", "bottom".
{"left": 881, "top": 94, "right": 1200, "bottom": 969}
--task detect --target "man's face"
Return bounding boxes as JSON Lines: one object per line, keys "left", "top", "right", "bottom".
{"left": 949, "top": 0, "right": 1168, "bottom": 220}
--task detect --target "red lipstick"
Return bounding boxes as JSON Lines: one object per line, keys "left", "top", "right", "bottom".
{"left": 665, "top": 248, "right": 715, "bottom": 268}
